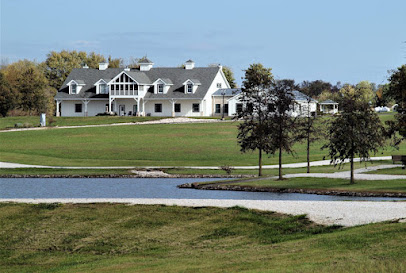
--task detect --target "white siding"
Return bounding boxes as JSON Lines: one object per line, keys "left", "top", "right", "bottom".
{"left": 144, "top": 100, "right": 203, "bottom": 117}
{"left": 60, "top": 100, "right": 108, "bottom": 117}
{"left": 203, "top": 68, "right": 230, "bottom": 116}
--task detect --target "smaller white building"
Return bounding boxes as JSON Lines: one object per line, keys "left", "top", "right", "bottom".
{"left": 319, "top": 100, "right": 339, "bottom": 114}
{"left": 226, "top": 89, "right": 318, "bottom": 117}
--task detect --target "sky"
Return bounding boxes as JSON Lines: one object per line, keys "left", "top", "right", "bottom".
{"left": 1, "top": 0, "right": 405, "bottom": 86}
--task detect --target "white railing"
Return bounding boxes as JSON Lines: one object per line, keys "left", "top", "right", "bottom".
{"left": 110, "top": 89, "right": 138, "bottom": 96}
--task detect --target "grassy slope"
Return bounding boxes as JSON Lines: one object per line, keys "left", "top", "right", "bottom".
{"left": 230, "top": 177, "right": 406, "bottom": 193}
{"left": 0, "top": 116, "right": 164, "bottom": 129}
{"left": 0, "top": 121, "right": 404, "bottom": 167}
{"left": 1, "top": 203, "right": 405, "bottom": 273}
{"left": 368, "top": 167, "right": 406, "bottom": 175}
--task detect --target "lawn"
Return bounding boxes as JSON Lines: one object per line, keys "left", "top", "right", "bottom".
{"left": 1, "top": 203, "right": 405, "bottom": 272}
{"left": 227, "top": 177, "right": 406, "bottom": 193}
{"left": 0, "top": 116, "right": 165, "bottom": 130}
{"left": 0, "top": 122, "right": 403, "bottom": 167}
{"left": 367, "top": 167, "right": 406, "bottom": 175}
{"left": 0, "top": 168, "right": 133, "bottom": 176}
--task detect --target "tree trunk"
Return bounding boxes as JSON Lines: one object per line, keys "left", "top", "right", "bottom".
{"left": 258, "top": 148, "right": 262, "bottom": 177}
{"left": 350, "top": 154, "right": 354, "bottom": 184}
{"left": 278, "top": 144, "right": 283, "bottom": 180}
{"left": 307, "top": 133, "right": 310, "bottom": 173}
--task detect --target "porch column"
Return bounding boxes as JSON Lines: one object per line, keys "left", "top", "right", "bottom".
{"left": 83, "top": 100, "right": 90, "bottom": 117}
{"left": 137, "top": 99, "right": 140, "bottom": 116}
{"left": 142, "top": 100, "right": 147, "bottom": 117}
{"left": 170, "top": 99, "right": 177, "bottom": 117}
{"left": 55, "top": 100, "right": 60, "bottom": 117}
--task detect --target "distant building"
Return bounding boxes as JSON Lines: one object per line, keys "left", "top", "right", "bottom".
{"left": 319, "top": 100, "right": 339, "bottom": 114}
{"left": 54, "top": 59, "right": 230, "bottom": 117}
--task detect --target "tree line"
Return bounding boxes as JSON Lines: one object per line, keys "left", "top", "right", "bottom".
{"left": 237, "top": 63, "right": 406, "bottom": 184}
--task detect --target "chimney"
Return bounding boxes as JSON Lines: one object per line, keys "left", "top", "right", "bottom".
{"left": 99, "top": 62, "right": 109, "bottom": 70}
{"left": 124, "top": 66, "right": 130, "bottom": 71}
{"left": 185, "top": 59, "right": 195, "bottom": 70}
{"left": 83, "top": 64, "right": 89, "bottom": 69}
{"left": 138, "top": 57, "right": 154, "bottom": 71}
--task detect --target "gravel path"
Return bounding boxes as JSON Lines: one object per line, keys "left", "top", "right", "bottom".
{"left": 1, "top": 198, "right": 405, "bottom": 227}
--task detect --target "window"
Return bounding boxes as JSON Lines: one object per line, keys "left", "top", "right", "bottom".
{"left": 111, "top": 85, "right": 115, "bottom": 91}
{"left": 224, "top": 103, "right": 229, "bottom": 114}
{"left": 215, "top": 104, "right": 221, "bottom": 113}
{"left": 157, "top": 84, "right": 164, "bottom": 93}
{"left": 100, "top": 83, "right": 108, "bottom": 94}
{"left": 217, "top": 83, "right": 222, "bottom": 88}
{"left": 71, "top": 83, "right": 77, "bottom": 94}
{"left": 155, "top": 104, "right": 162, "bottom": 113}
{"left": 192, "top": 103, "right": 200, "bottom": 112}
{"left": 75, "top": 103, "right": 82, "bottom": 113}
{"left": 187, "top": 84, "right": 193, "bottom": 93}
{"left": 174, "top": 103, "right": 181, "bottom": 113}
{"left": 236, "top": 103, "right": 243, "bottom": 113}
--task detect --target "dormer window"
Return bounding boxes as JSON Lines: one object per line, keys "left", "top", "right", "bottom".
{"left": 158, "top": 84, "right": 164, "bottom": 93}
{"left": 71, "top": 83, "right": 77, "bottom": 94}
{"left": 187, "top": 84, "right": 193, "bottom": 93}
{"left": 100, "top": 83, "right": 108, "bottom": 94}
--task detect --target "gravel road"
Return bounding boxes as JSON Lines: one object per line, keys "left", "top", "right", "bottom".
{"left": 1, "top": 198, "right": 405, "bottom": 227}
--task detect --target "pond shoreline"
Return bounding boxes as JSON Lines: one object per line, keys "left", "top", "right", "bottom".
{"left": 178, "top": 183, "right": 406, "bottom": 198}
{"left": 0, "top": 174, "right": 250, "bottom": 179}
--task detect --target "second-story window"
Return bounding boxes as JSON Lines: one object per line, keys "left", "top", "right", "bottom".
{"left": 187, "top": 84, "right": 193, "bottom": 93}
{"left": 158, "top": 84, "right": 164, "bottom": 93}
{"left": 71, "top": 83, "right": 77, "bottom": 94}
{"left": 217, "top": 83, "right": 222, "bottom": 88}
{"left": 100, "top": 83, "right": 108, "bottom": 94}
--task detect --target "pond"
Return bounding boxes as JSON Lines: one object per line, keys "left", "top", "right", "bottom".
{"left": 0, "top": 178, "right": 404, "bottom": 201}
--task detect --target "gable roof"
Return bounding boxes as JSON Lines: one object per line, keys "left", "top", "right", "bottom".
{"left": 320, "top": 99, "right": 338, "bottom": 104}
{"left": 55, "top": 66, "right": 221, "bottom": 100}
{"left": 291, "top": 90, "right": 318, "bottom": 102}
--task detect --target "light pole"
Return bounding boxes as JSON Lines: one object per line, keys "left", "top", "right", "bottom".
{"left": 221, "top": 90, "right": 226, "bottom": 120}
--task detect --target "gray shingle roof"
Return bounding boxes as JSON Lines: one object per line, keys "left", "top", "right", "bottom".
{"left": 212, "top": 88, "right": 241, "bottom": 96}
{"left": 291, "top": 90, "right": 317, "bottom": 102}
{"left": 55, "top": 66, "right": 221, "bottom": 100}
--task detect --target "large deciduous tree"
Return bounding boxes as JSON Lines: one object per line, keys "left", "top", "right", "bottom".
{"left": 222, "top": 66, "right": 237, "bottom": 88}
{"left": 44, "top": 50, "right": 87, "bottom": 89}
{"left": 386, "top": 65, "right": 406, "bottom": 139}
{"left": 3, "top": 60, "right": 50, "bottom": 115}
{"left": 322, "top": 91, "right": 385, "bottom": 184}
{"left": 236, "top": 63, "right": 274, "bottom": 176}
{"left": 0, "top": 71, "right": 15, "bottom": 117}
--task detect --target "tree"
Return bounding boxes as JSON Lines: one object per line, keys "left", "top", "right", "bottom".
{"left": 236, "top": 63, "right": 274, "bottom": 176}
{"left": 44, "top": 50, "right": 87, "bottom": 89}
{"left": 386, "top": 65, "right": 406, "bottom": 138}
{"left": 296, "top": 97, "right": 322, "bottom": 173}
{"left": 222, "top": 66, "right": 237, "bottom": 88}
{"left": 300, "top": 80, "right": 332, "bottom": 98}
{"left": 266, "top": 80, "right": 299, "bottom": 179}
{"left": 0, "top": 71, "right": 15, "bottom": 117}
{"left": 109, "top": 56, "right": 124, "bottom": 68}
{"left": 355, "top": 81, "right": 375, "bottom": 104}
{"left": 3, "top": 60, "right": 50, "bottom": 115}
{"left": 322, "top": 91, "right": 385, "bottom": 184}
{"left": 86, "top": 52, "right": 106, "bottom": 69}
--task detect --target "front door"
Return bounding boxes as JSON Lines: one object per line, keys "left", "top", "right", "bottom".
{"left": 119, "top": 105, "right": 125, "bottom": 116}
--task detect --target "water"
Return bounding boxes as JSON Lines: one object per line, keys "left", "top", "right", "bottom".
{"left": 0, "top": 178, "right": 404, "bottom": 201}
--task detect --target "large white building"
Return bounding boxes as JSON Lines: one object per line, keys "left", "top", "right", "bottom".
{"left": 55, "top": 58, "right": 231, "bottom": 117}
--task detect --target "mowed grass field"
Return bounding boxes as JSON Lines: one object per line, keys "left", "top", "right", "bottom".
{"left": 1, "top": 203, "right": 405, "bottom": 273}
{"left": 0, "top": 120, "right": 405, "bottom": 167}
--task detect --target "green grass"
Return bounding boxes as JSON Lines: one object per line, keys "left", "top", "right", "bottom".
{"left": 229, "top": 177, "right": 406, "bottom": 193}
{"left": 1, "top": 203, "right": 405, "bottom": 272}
{"left": 165, "top": 160, "right": 392, "bottom": 176}
{"left": 0, "top": 116, "right": 165, "bottom": 129}
{"left": 367, "top": 167, "right": 406, "bottom": 175}
{"left": 1, "top": 122, "right": 403, "bottom": 167}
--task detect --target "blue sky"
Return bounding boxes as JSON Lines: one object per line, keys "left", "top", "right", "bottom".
{"left": 1, "top": 0, "right": 405, "bottom": 86}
